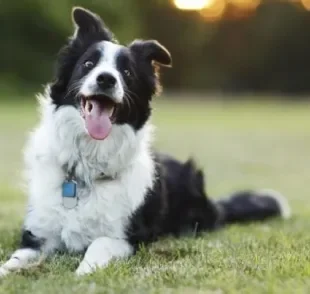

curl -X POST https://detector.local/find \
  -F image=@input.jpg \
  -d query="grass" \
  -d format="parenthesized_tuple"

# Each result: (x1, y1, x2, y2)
(0, 96, 310, 293)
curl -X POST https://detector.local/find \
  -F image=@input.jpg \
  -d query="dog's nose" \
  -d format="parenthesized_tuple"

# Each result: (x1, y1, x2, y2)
(96, 73, 116, 90)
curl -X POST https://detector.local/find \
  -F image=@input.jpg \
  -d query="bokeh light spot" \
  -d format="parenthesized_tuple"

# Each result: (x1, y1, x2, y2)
(174, 0, 211, 10)
(199, 0, 226, 21)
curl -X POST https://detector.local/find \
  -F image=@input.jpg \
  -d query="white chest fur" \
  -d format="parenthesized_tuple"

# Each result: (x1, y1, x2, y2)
(22, 96, 154, 254)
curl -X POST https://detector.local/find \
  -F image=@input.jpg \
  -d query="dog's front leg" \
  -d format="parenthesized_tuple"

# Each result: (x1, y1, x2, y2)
(75, 237, 133, 276)
(0, 230, 56, 278)
(0, 248, 42, 277)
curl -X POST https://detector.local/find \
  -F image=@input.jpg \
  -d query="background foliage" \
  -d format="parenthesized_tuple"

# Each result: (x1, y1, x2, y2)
(1, 0, 310, 96)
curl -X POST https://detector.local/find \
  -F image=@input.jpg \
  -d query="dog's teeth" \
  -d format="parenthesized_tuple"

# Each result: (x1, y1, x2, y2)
(109, 106, 115, 118)
(85, 100, 91, 114)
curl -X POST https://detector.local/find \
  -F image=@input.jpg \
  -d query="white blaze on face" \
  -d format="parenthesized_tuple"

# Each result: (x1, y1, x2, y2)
(79, 41, 126, 141)
(80, 41, 124, 103)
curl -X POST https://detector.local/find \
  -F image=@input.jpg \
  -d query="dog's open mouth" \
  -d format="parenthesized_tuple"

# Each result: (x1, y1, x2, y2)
(81, 95, 117, 140)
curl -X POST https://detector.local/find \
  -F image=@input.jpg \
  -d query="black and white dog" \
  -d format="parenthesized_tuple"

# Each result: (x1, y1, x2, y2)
(0, 7, 291, 277)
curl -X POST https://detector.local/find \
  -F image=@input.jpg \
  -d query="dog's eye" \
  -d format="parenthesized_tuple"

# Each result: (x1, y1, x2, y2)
(124, 69, 131, 77)
(84, 61, 94, 69)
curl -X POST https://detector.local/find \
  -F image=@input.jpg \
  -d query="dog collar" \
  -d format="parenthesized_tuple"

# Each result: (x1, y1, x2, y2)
(61, 164, 114, 209)
(62, 165, 78, 209)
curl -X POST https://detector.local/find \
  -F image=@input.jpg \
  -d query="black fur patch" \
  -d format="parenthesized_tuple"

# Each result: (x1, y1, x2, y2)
(20, 230, 44, 250)
(126, 153, 220, 250)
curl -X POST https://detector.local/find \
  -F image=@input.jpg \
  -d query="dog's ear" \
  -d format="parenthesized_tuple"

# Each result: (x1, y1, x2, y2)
(50, 7, 115, 104)
(71, 7, 113, 41)
(130, 40, 172, 67)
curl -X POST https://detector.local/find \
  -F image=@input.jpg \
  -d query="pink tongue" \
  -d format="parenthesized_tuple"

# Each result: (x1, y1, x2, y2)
(84, 100, 112, 140)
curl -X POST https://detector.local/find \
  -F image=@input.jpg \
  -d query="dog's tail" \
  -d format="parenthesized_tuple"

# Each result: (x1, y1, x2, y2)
(215, 189, 291, 226)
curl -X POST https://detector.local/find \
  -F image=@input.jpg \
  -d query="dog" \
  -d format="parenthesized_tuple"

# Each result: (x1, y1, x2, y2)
(0, 7, 291, 277)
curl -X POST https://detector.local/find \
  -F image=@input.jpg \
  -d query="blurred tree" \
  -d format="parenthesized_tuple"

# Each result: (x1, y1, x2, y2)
(0, 0, 140, 92)
(218, 2, 310, 94)
(134, 0, 310, 95)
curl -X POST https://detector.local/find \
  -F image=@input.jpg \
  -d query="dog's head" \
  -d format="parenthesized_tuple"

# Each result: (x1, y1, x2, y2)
(50, 7, 171, 140)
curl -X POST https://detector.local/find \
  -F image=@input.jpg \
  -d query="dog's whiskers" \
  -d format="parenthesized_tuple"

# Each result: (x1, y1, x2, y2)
(64, 81, 82, 100)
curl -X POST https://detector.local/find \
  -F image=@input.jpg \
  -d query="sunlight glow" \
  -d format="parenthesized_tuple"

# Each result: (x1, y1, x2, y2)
(199, 0, 226, 21)
(230, 0, 261, 11)
(174, 0, 211, 10)
(301, 0, 310, 10)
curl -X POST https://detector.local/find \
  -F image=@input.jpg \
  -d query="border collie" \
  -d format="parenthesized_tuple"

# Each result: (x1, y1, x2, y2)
(0, 7, 291, 277)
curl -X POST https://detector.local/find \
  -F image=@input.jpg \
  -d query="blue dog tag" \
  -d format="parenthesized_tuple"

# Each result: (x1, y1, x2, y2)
(62, 180, 77, 209)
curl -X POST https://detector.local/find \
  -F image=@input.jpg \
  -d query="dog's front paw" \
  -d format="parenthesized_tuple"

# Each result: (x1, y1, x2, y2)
(75, 260, 95, 276)
(0, 266, 10, 278)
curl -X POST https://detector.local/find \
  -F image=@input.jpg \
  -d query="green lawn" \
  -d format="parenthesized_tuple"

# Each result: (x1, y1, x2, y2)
(0, 96, 310, 293)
